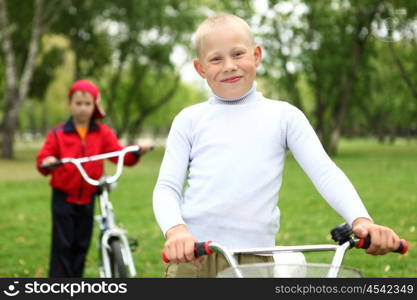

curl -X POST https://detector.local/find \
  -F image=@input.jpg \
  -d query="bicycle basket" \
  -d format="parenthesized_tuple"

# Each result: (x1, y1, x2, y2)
(217, 262, 362, 278)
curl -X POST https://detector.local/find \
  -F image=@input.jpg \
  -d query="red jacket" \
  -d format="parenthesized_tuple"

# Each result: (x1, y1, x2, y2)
(37, 118, 140, 204)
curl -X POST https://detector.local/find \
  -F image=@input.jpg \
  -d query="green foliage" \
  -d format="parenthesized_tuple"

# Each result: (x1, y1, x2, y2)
(30, 46, 66, 101)
(259, 0, 417, 154)
(49, 0, 113, 79)
(0, 61, 4, 117)
(141, 81, 208, 133)
(349, 40, 417, 139)
(2, 0, 417, 156)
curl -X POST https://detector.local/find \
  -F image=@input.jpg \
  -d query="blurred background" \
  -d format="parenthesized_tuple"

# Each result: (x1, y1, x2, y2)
(0, 0, 416, 278)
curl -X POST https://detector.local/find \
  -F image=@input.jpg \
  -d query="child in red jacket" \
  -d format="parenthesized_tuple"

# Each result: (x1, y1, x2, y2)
(37, 80, 152, 277)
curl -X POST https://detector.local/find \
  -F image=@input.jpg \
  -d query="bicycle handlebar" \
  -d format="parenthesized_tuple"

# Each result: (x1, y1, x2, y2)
(161, 236, 408, 263)
(40, 145, 140, 186)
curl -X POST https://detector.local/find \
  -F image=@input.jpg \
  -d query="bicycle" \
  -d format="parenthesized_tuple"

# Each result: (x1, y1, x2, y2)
(42, 145, 141, 278)
(162, 223, 408, 278)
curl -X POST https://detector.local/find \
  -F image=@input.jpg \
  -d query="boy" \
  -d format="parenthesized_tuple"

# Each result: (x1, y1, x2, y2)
(37, 80, 152, 277)
(153, 14, 400, 277)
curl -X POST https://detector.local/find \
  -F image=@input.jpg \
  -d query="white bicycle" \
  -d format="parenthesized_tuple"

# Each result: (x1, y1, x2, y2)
(43, 145, 141, 278)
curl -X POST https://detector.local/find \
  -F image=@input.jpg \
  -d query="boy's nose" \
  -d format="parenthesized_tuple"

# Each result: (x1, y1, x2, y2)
(223, 57, 237, 72)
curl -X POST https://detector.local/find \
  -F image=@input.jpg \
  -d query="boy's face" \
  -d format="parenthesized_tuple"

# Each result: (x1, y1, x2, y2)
(69, 91, 95, 124)
(193, 23, 262, 99)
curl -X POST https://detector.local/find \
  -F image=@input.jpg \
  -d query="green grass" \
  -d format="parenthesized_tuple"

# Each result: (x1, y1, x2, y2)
(0, 139, 416, 278)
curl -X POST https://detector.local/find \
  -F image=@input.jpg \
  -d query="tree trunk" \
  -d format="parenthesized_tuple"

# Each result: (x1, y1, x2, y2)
(1, 88, 19, 158)
(41, 100, 49, 135)
(388, 127, 397, 144)
(388, 43, 417, 101)
(312, 62, 326, 139)
(272, 19, 304, 111)
(325, 4, 381, 156)
(127, 119, 143, 144)
(0, 0, 44, 158)
(328, 126, 341, 157)
(127, 75, 181, 142)
(106, 49, 128, 131)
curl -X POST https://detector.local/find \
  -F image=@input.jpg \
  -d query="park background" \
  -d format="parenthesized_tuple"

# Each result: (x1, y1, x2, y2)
(0, 0, 416, 277)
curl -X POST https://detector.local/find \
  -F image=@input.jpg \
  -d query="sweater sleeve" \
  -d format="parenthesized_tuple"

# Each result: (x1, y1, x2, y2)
(284, 104, 372, 226)
(153, 111, 192, 235)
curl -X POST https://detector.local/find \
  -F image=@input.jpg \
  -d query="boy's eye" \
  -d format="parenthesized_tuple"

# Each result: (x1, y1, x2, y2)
(234, 51, 244, 57)
(75, 101, 92, 106)
(210, 57, 221, 62)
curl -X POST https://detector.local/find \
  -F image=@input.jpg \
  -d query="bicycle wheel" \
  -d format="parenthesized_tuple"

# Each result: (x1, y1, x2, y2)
(109, 238, 128, 278)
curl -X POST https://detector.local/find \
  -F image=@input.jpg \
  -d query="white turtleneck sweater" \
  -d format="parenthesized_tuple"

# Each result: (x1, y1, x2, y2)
(153, 85, 371, 249)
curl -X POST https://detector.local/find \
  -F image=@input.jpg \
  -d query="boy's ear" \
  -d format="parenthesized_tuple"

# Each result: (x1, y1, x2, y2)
(193, 59, 206, 78)
(254, 45, 262, 67)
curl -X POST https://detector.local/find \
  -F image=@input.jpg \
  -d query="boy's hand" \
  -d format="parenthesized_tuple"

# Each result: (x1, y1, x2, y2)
(352, 218, 400, 255)
(164, 224, 205, 266)
(41, 156, 58, 167)
(137, 140, 155, 155)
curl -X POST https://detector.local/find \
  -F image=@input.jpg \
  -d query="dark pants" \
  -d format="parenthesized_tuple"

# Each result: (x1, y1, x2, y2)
(49, 189, 95, 278)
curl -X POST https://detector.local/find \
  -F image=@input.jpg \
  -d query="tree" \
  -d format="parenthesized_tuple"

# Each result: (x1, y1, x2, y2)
(48, 0, 112, 80)
(259, 0, 416, 155)
(0, 0, 63, 158)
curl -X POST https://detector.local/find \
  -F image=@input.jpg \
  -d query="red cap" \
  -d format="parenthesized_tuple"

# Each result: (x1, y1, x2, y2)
(68, 80, 105, 119)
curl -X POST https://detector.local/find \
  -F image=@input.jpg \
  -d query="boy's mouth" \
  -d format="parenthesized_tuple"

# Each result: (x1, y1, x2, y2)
(221, 76, 242, 83)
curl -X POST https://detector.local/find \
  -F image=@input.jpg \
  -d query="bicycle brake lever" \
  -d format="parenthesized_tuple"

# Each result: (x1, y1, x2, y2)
(330, 223, 353, 245)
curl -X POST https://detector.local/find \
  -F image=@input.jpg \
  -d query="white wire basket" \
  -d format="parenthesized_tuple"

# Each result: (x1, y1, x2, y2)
(217, 262, 362, 278)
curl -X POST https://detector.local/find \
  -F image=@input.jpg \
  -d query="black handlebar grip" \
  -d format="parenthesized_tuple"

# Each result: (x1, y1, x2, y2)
(162, 241, 213, 263)
(356, 237, 408, 254)
(40, 160, 63, 170)
(194, 241, 213, 258)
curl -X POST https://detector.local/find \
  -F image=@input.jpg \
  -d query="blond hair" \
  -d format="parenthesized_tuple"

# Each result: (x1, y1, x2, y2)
(193, 14, 254, 58)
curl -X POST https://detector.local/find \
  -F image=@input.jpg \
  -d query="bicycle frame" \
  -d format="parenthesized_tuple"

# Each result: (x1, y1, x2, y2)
(58, 145, 140, 278)
(98, 185, 136, 278)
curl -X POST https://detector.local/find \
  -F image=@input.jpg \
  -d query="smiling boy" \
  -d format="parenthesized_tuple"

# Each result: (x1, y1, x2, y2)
(153, 14, 401, 278)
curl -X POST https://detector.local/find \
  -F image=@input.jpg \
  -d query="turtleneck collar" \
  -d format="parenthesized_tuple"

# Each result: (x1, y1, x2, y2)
(209, 83, 258, 105)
